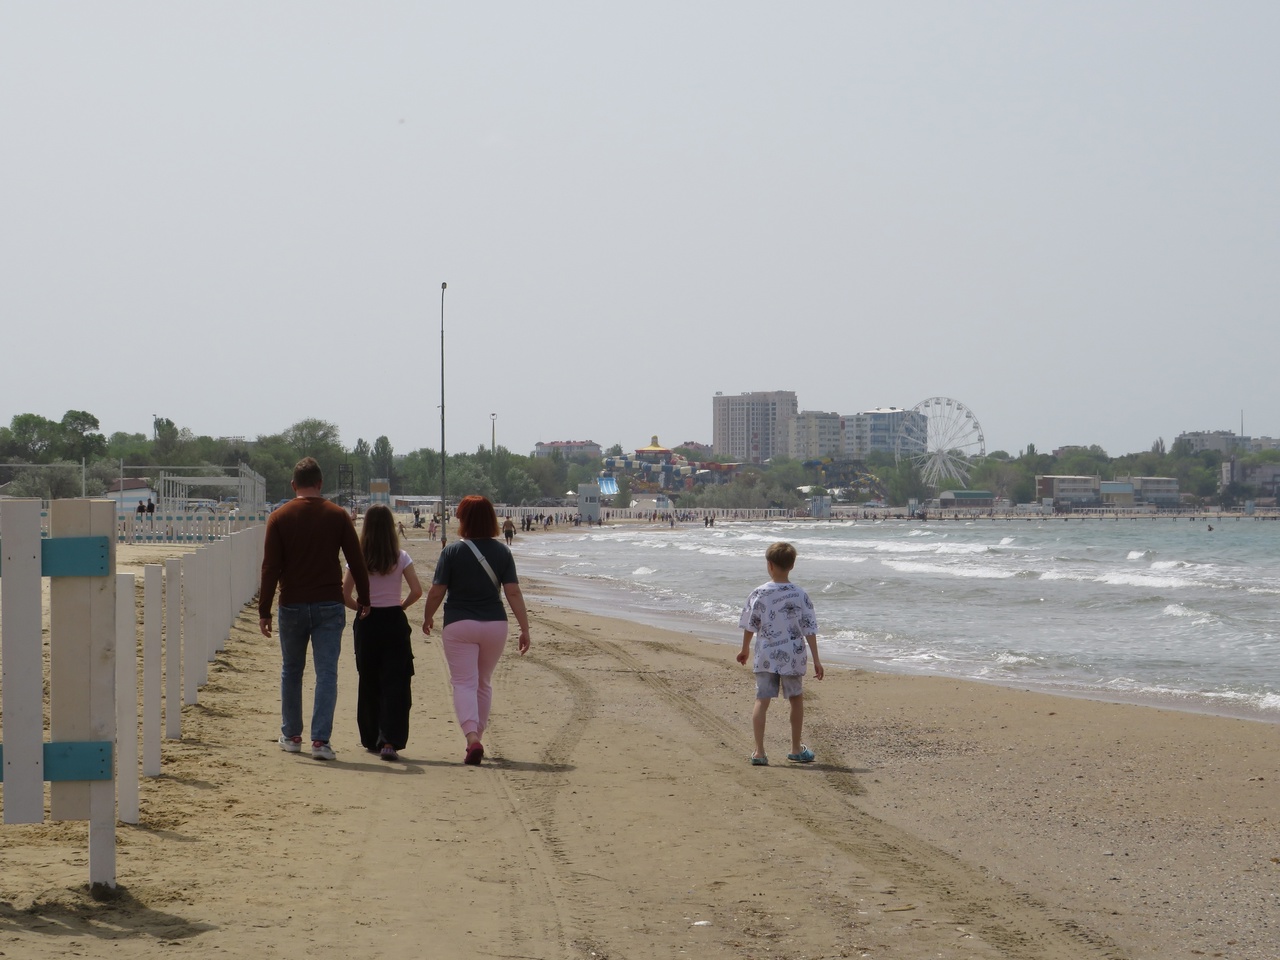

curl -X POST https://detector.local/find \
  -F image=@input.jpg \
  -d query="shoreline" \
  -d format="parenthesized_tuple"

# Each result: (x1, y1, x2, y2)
(513, 541, 1280, 727)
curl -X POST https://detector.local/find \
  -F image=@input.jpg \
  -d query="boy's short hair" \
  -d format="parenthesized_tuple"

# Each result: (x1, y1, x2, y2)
(765, 541, 797, 571)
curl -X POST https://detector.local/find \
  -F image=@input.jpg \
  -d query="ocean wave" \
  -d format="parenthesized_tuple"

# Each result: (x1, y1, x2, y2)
(880, 559, 1016, 579)
(1099, 571, 1196, 589)
(994, 650, 1037, 666)
(1127, 549, 1155, 560)
(1162, 603, 1209, 619)
(934, 542, 995, 555)
(632, 567, 656, 576)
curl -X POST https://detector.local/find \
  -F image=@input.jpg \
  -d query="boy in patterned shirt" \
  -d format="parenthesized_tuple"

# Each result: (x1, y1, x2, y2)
(736, 541, 822, 765)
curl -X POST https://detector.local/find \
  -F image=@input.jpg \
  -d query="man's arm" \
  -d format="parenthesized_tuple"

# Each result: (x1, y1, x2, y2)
(258, 520, 281, 636)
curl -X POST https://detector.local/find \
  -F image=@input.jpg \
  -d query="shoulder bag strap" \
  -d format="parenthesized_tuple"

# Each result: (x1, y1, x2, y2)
(462, 538, 501, 592)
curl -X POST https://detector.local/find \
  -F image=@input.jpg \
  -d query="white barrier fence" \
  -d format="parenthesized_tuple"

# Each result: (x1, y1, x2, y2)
(119, 509, 267, 543)
(0, 498, 264, 889)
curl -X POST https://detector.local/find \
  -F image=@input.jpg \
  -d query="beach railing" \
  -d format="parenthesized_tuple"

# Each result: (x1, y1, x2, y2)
(117, 509, 267, 543)
(1, 499, 265, 890)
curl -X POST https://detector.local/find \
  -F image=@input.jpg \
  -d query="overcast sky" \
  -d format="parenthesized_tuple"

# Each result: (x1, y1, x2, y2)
(3, 2, 1276, 461)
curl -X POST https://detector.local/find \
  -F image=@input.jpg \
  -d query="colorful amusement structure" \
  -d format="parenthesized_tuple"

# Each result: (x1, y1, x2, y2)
(599, 437, 740, 494)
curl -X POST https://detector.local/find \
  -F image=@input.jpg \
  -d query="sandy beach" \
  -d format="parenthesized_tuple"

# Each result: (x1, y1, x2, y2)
(1, 530, 1276, 959)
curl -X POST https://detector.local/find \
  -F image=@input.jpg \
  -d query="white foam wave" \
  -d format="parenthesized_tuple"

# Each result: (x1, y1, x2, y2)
(1127, 549, 1154, 560)
(632, 567, 656, 576)
(1162, 603, 1210, 619)
(935, 542, 991, 555)
(994, 651, 1036, 665)
(1100, 571, 1195, 589)
(880, 559, 1015, 579)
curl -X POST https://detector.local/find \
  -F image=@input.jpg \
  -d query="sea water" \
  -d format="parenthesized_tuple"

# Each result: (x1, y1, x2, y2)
(515, 517, 1280, 721)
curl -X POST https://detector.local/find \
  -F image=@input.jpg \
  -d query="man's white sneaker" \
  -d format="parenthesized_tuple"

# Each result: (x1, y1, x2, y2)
(279, 735, 303, 753)
(311, 741, 336, 761)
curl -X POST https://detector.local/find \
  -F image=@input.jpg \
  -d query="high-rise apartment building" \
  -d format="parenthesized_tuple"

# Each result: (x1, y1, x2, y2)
(851, 407, 927, 458)
(785, 410, 844, 460)
(712, 391, 798, 463)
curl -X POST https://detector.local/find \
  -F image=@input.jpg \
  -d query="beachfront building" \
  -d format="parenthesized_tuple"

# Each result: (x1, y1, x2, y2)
(1100, 480, 1136, 508)
(1220, 460, 1280, 501)
(784, 410, 843, 460)
(938, 489, 994, 510)
(1116, 476, 1180, 508)
(712, 390, 798, 463)
(1175, 430, 1248, 455)
(532, 440, 603, 460)
(1035, 475, 1101, 507)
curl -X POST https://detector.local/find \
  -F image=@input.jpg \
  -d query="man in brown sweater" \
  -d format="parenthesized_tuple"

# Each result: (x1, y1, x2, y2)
(259, 457, 370, 761)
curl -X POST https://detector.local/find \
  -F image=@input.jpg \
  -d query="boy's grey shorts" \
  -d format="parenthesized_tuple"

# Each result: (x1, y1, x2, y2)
(755, 671, 804, 700)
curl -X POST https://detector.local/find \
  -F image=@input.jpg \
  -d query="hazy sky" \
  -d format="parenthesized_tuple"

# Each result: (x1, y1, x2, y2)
(3, 3, 1276, 461)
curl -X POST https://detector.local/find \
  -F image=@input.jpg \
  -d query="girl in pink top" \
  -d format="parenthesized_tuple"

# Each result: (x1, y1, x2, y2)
(343, 505, 423, 761)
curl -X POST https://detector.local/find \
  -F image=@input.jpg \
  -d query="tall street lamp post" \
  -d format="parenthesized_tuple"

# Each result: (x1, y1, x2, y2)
(490, 412, 496, 458)
(439, 281, 448, 547)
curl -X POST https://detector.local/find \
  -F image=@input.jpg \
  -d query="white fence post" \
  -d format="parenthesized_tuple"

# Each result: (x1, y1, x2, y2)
(115, 573, 139, 824)
(48, 498, 117, 888)
(165, 557, 183, 737)
(143, 564, 163, 775)
(1, 500, 46, 824)
(182, 551, 201, 704)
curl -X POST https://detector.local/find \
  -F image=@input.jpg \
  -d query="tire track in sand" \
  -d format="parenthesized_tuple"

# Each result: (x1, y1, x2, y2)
(552, 621, 1130, 960)
(459, 613, 601, 957)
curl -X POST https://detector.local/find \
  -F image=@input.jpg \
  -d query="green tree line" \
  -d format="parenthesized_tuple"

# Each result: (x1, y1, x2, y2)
(0, 411, 610, 504)
(3, 413, 1276, 507)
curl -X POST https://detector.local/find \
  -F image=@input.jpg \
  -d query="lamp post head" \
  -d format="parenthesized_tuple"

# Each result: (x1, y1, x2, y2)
(441, 282, 447, 290)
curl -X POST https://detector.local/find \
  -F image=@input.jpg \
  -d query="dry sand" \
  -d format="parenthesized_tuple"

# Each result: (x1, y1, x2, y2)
(1, 531, 1276, 959)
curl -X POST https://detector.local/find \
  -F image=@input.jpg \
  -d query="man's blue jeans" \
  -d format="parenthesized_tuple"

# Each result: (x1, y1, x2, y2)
(278, 602, 346, 744)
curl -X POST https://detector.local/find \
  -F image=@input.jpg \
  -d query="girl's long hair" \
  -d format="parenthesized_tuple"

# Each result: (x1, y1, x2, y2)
(360, 504, 400, 575)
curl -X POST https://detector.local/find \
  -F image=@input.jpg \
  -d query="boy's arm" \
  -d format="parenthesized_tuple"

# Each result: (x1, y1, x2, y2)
(806, 633, 823, 679)
(736, 630, 753, 665)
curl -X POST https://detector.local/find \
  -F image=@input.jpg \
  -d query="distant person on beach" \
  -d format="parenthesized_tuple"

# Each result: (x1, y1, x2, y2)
(736, 541, 822, 766)
(259, 456, 370, 762)
(343, 504, 422, 762)
(502, 516, 516, 545)
(422, 495, 531, 765)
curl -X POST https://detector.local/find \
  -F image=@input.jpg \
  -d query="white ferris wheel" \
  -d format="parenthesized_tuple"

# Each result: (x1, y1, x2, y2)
(893, 396, 986, 490)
